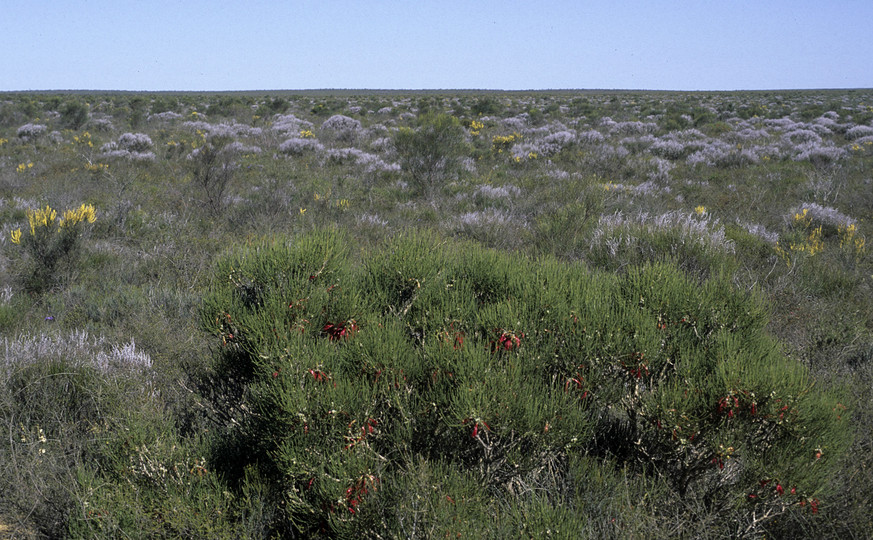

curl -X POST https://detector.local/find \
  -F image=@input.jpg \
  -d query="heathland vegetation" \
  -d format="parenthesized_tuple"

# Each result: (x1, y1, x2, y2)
(1, 89, 872, 538)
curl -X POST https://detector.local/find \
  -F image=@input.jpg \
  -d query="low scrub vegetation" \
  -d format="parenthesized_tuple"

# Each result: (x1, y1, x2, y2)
(1, 89, 872, 538)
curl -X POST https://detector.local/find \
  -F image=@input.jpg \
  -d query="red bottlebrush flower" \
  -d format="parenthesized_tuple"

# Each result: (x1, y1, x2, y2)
(748, 494, 757, 499)
(790, 486, 796, 495)
(751, 402, 757, 416)
(776, 484, 784, 496)
(272, 371, 279, 378)
(471, 423, 479, 438)
(727, 409, 734, 418)
(811, 499, 819, 514)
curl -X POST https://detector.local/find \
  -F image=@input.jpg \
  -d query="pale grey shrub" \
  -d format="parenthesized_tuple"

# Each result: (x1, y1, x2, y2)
(222, 141, 262, 154)
(727, 128, 770, 143)
(647, 158, 674, 183)
(279, 137, 324, 155)
(782, 129, 822, 145)
(321, 114, 361, 142)
(357, 213, 388, 227)
(650, 139, 687, 160)
(791, 142, 846, 164)
(473, 184, 522, 199)
(577, 130, 606, 145)
(846, 125, 873, 140)
(611, 121, 658, 135)
(620, 135, 656, 153)
(687, 141, 760, 168)
(791, 202, 856, 229)
(271, 114, 314, 135)
(90, 117, 114, 132)
(117, 132, 153, 152)
(324, 147, 399, 172)
(148, 111, 182, 122)
(16, 123, 47, 141)
(740, 221, 779, 244)
(2, 330, 152, 376)
(592, 210, 734, 253)
(502, 115, 528, 132)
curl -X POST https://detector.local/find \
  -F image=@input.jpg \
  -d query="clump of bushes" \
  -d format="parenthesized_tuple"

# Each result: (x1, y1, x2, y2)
(200, 230, 851, 537)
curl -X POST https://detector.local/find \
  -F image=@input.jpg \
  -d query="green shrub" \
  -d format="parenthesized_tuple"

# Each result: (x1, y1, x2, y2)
(200, 230, 851, 536)
(9, 203, 97, 294)
(393, 113, 468, 200)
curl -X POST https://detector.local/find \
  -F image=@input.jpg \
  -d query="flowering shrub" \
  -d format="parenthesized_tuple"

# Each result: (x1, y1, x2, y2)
(9, 204, 97, 293)
(201, 230, 850, 536)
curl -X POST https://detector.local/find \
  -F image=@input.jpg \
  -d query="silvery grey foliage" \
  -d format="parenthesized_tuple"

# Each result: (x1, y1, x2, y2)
(647, 158, 674, 183)
(279, 137, 324, 155)
(846, 125, 873, 140)
(791, 202, 856, 229)
(0, 286, 12, 305)
(501, 115, 528, 132)
(460, 157, 477, 173)
(16, 123, 47, 140)
(457, 208, 516, 228)
(321, 114, 362, 133)
(782, 129, 822, 145)
(117, 132, 154, 152)
(90, 117, 114, 131)
(357, 213, 388, 227)
(687, 140, 761, 168)
(577, 129, 605, 145)
(726, 128, 770, 142)
(148, 111, 182, 122)
(222, 141, 262, 154)
(473, 184, 522, 199)
(49, 131, 64, 144)
(593, 210, 734, 254)
(610, 121, 658, 135)
(2, 330, 152, 375)
(324, 147, 399, 172)
(377, 107, 393, 115)
(791, 142, 846, 164)
(650, 139, 687, 160)
(620, 135, 657, 154)
(271, 114, 314, 135)
(740, 221, 780, 244)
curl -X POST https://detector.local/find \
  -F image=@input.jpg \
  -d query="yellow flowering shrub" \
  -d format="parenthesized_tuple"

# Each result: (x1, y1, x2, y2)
(9, 203, 98, 293)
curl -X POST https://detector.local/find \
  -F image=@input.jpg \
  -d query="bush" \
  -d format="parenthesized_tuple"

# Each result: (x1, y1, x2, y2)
(9, 204, 97, 294)
(392, 113, 467, 200)
(200, 230, 851, 537)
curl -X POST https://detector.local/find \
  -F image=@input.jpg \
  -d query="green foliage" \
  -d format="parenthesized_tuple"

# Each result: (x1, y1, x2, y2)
(393, 113, 468, 200)
(201, 230, 851, 536)
(61, 100, 90, 130)
(186, 140, 236, 216)
(9, 204, 97, 294)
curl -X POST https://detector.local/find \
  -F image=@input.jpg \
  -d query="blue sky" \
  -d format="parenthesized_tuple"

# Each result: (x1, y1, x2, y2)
(4, 1, 872, 91)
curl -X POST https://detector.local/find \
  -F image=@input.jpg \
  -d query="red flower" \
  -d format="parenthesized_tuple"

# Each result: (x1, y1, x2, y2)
(776, 484, 784, 496)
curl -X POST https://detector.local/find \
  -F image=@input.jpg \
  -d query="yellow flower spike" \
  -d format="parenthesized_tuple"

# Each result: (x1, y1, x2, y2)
(694, 205, 706, 216)
(10, 228, 21, 244)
